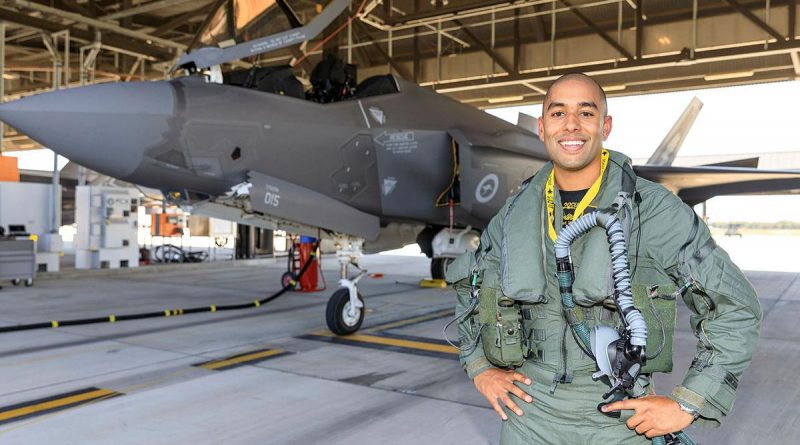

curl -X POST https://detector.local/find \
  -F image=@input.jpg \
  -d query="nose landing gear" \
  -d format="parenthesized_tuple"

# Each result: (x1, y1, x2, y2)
(325, 241, 367, 335)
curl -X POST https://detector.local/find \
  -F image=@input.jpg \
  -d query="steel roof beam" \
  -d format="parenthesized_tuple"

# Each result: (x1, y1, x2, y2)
(560, 0, 633, 60)
(56, 0, 95, 18)
(353, 19, 411, 79)
(152, 3, 215, 36)
(0, 7, 173, 60)
(101, 0, 198, 21)
(186, 0, 227, 51)
(10, 0, 186, 50)
(722, 0, 786, 41)
(635, 0, 643, 59)
(434, 39, 800, 94)
(452, 18, 515, 74)
(385, 0, 514, 26)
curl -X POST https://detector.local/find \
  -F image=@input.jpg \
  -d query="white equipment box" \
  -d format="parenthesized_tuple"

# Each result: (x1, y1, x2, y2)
(75, 186, 139, 269)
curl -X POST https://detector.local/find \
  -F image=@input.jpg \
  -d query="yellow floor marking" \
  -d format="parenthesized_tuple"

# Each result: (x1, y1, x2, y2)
(0, 388, 116, 422)
(363, 309, 453, 333)
(338, 333, 458, 355)
(200, 349, 285, 370)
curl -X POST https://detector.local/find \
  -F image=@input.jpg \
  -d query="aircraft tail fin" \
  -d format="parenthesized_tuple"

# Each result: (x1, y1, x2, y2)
(517, 112, 537, 134)
(646, 97, 703, 166)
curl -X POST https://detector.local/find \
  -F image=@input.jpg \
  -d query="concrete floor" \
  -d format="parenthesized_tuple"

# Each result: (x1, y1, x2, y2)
(0, 254, 795, 444)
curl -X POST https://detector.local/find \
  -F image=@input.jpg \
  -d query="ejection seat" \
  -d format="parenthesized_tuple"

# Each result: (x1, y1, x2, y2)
(223, 65, 305, 99)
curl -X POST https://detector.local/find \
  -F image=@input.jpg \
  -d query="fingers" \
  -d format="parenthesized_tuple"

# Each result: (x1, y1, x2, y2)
(508, 384, 534, 403)
(626, 413, 645, 430)
(603, 399, 636, 412)
(500, 394, 524, 417)
(626, 414, 655, 438)
(474, 369, 533, 420)
(634, 421, 653, 435)
(644, 429, 662, 439)
(509, 372, 533, 386)
(488, 397, 508, 421)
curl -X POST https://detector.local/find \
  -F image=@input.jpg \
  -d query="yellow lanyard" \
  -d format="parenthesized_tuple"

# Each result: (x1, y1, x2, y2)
(545, 149, 609, 242)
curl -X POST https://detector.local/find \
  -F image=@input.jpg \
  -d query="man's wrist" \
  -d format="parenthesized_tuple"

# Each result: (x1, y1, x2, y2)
(675, 400, 700, 421)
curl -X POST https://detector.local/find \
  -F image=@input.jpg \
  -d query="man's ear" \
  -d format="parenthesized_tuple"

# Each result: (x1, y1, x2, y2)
(537, 117, 545, 141)
(603, 115, 613, 140)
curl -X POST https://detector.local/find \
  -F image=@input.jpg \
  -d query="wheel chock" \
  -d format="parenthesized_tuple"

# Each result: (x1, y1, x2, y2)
(419, 278, 448, 288)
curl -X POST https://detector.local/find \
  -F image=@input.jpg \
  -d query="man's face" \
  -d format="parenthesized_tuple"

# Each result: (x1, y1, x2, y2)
(537, 78, 612, 173)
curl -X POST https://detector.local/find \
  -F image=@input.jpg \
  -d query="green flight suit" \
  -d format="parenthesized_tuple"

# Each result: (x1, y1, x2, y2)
(448, 150, 762, 445)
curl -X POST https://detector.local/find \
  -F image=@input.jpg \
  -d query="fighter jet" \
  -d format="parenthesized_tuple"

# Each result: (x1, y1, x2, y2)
(1, 0, 799, 335)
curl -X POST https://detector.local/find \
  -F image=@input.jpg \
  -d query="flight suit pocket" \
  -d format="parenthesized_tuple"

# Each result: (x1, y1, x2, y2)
(521, 306, 555, 367)
(631, 258, 678, 374)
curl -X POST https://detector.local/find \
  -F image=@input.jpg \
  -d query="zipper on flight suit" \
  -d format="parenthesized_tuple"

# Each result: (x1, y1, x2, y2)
(551, 322, 573, 394)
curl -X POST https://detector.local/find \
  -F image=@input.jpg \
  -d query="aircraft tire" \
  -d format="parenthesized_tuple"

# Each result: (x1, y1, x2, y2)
(326, 288, 364, 335)
(430, 257, 455, 280)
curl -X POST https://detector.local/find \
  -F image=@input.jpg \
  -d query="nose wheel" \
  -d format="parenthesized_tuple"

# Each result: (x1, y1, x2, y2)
(325, 288, 364, 335)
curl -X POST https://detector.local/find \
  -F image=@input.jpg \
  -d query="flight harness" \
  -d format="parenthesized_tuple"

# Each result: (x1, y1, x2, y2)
(447, 161, 700, 445)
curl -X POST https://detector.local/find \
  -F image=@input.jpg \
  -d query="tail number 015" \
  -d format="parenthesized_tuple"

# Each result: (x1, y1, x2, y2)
(264, 185, 281, 207)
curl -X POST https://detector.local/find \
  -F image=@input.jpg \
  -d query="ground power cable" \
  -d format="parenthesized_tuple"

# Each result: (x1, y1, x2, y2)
(0, 243, 321, 334)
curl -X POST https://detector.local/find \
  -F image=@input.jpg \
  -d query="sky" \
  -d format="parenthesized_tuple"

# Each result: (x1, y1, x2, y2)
(486, 80, 800, 223)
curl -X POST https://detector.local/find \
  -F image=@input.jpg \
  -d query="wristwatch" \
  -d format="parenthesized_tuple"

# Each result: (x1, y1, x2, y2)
(676, 402, 700, 421)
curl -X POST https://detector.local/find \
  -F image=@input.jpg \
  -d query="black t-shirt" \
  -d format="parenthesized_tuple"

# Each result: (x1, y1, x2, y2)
(559, 188, 589, 227)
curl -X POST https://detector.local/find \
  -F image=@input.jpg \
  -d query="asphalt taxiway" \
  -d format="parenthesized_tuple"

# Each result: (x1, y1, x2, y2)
(0, 254, 795, 444)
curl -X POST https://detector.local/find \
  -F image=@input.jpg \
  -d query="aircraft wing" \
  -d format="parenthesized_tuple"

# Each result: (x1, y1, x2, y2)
(634, 165, 800, 205)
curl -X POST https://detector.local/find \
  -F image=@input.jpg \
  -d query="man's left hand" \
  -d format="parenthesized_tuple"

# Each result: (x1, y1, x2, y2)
(602, 395, 695, 438)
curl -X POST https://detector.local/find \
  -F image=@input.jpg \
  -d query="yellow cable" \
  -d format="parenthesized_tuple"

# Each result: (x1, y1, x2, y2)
(435, 138, 460, 208)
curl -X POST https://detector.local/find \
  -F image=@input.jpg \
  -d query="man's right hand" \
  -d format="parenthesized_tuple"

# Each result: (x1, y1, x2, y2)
(473, 368, 534, 420)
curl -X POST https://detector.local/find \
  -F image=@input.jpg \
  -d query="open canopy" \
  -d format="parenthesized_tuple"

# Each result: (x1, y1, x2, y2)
(192, 0, 335, 50)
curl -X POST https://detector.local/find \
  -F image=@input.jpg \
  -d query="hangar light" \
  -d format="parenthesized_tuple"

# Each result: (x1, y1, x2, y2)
(487, 96, 524, 104)
(704, 71, 754, 81)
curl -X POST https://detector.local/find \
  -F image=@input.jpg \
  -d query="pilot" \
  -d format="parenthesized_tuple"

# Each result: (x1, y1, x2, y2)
(447, 73, 761, 444)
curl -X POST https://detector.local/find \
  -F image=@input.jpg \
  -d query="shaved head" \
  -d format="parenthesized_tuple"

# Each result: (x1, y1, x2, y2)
(544, 73, 608, 116)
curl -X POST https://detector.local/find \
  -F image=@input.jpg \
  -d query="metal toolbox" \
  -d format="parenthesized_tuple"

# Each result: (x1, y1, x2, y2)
(0, 239, 36, 286)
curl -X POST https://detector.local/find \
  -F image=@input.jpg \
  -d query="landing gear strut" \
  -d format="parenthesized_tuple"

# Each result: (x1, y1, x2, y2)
(325, 240, 366, 335)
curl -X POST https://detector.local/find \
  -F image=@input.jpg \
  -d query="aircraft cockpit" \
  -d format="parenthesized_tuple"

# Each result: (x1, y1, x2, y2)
(221, 56, 399, 104)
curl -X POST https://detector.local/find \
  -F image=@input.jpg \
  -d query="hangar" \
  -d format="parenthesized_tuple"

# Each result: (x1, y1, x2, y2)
(0, 1, 796, 444)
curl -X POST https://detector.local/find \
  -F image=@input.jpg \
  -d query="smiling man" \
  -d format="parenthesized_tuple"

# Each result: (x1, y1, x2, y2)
(448, 73, 762, 444)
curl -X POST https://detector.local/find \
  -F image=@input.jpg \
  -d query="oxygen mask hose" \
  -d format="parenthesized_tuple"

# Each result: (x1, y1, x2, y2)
(554, 210, 648, 354)
(555, 208, 648, 399)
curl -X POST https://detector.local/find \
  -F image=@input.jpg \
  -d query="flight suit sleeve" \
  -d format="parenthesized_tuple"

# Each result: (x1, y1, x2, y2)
(643, 189, 762, 427)
(446, 211, 504, 380)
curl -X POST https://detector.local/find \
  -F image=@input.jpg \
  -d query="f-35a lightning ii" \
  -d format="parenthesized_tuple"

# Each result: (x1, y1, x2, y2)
(1, 0, 799, 335)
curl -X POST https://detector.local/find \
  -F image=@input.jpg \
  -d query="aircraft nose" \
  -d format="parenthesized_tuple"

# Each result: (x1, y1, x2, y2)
(0, 81, 175, 179)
